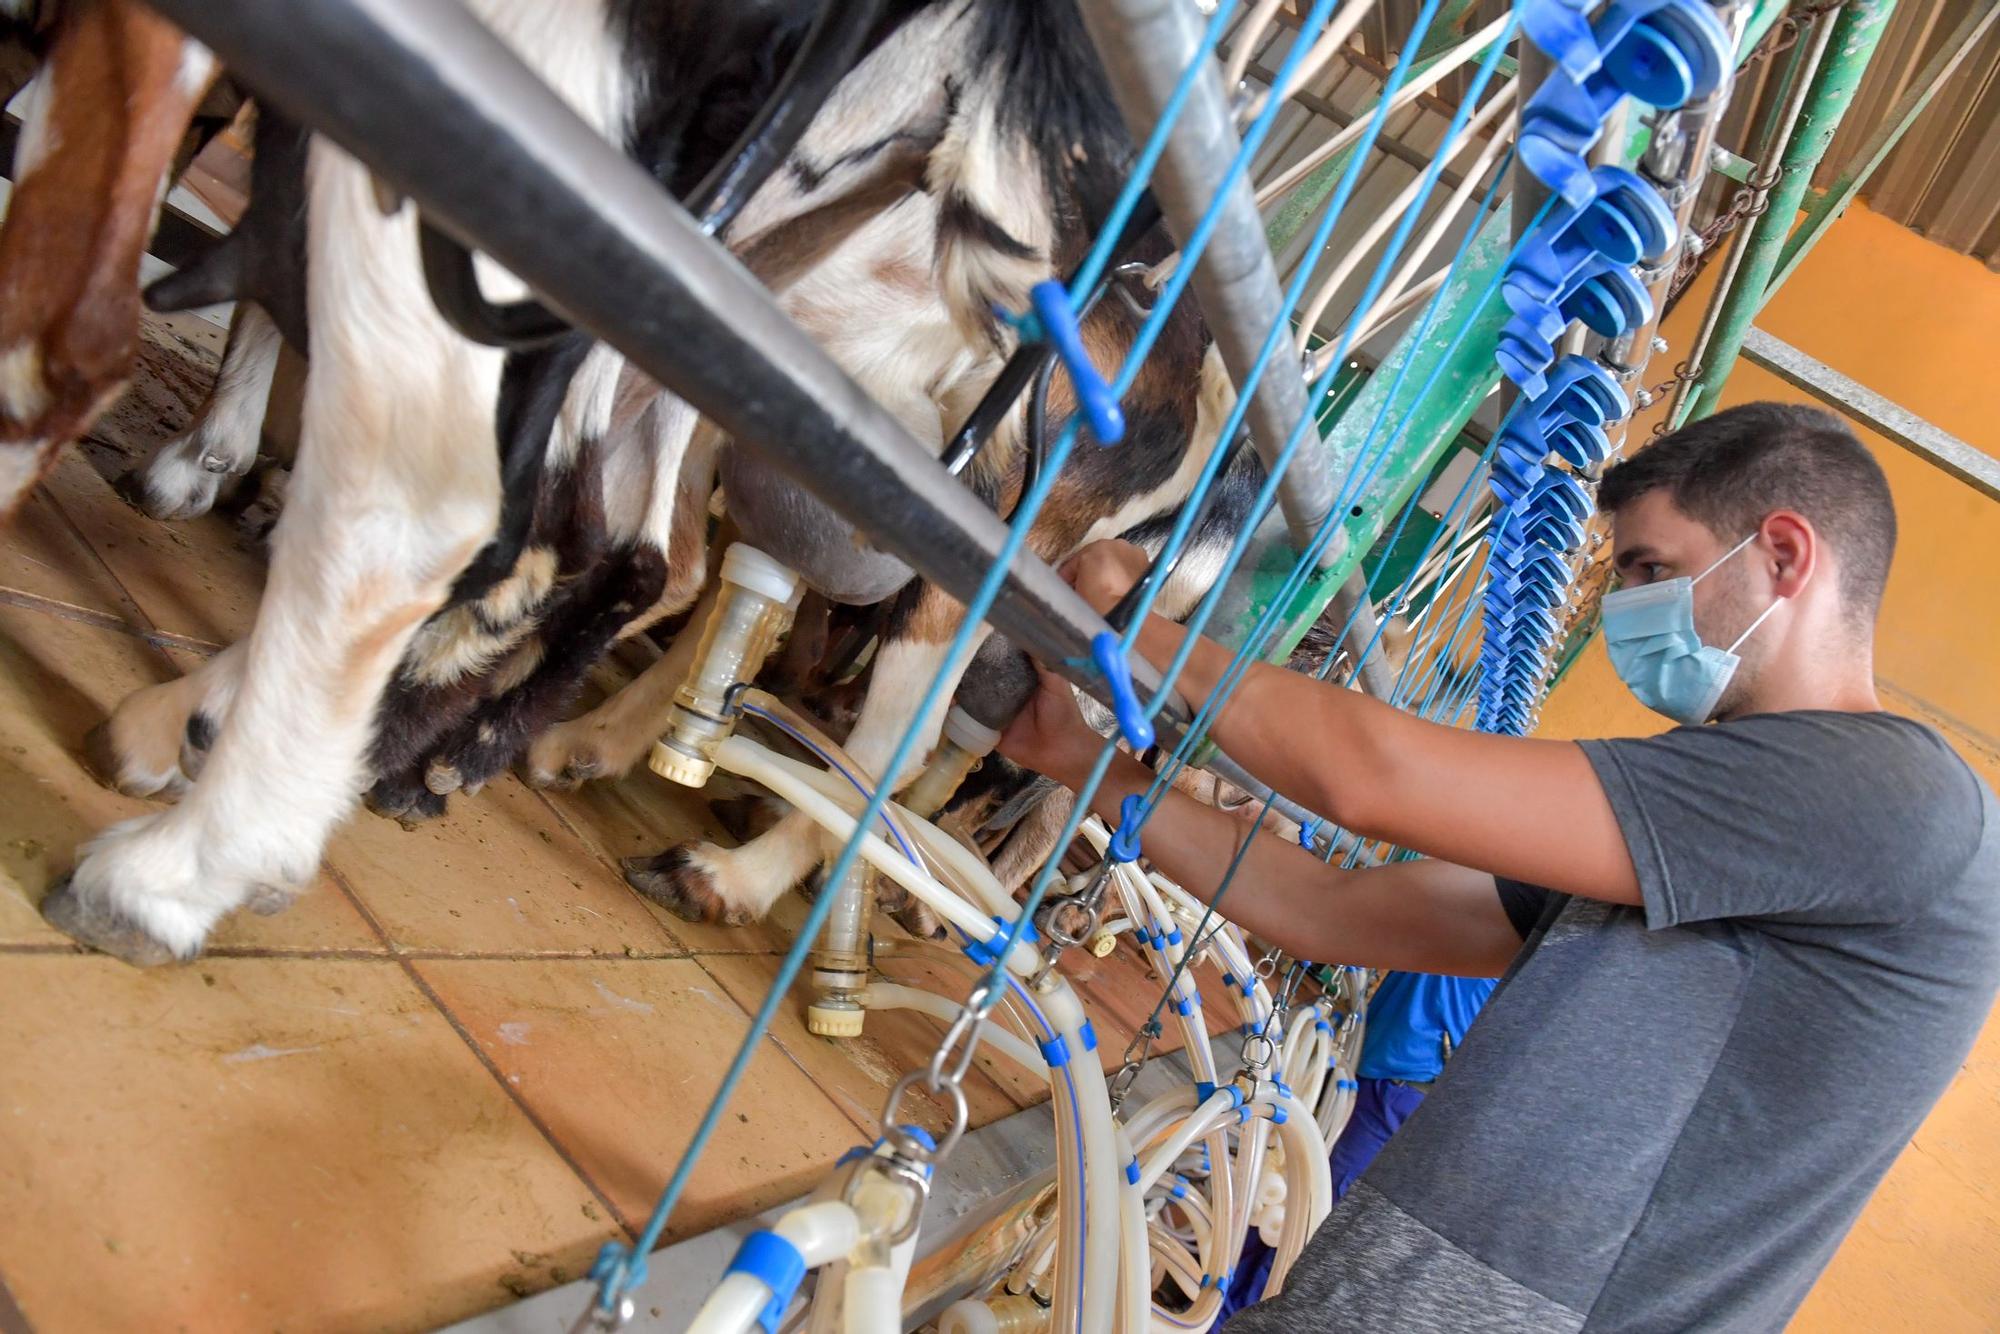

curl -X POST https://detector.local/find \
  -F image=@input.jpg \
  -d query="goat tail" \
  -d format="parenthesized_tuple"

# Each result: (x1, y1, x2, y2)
(926, 71, 1053, 349)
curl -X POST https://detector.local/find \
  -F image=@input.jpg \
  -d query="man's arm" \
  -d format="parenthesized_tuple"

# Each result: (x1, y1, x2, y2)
(1059, 542, 1640, 905)
(1001, 669, 1530, 977)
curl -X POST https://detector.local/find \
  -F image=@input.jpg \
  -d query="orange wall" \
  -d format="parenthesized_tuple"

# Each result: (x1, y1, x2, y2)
(1534, 202, 2000, 1330)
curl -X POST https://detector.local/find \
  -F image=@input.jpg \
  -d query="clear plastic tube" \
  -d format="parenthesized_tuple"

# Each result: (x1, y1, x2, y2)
(713, 736, 1028, 962)
(860, 983, 1045, 1074)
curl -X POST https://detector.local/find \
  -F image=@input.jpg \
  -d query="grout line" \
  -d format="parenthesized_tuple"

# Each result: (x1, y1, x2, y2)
(0, 587, 223, 657)
(526, 786, 733, 957)
(685, 955, 877, 1141)
(318, 861, 640, 1240)
(398, 954, 642, 1241)
(39, 491, 190, 679)
(0, 1266, 31, 1334)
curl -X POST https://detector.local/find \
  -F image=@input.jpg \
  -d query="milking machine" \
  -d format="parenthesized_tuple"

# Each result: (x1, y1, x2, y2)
(639, 541, 1364, 1329)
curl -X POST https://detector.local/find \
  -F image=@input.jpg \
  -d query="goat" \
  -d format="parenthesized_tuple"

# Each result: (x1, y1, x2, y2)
(0, 0, 220, 517)
(614, 3, 1247, 927)
(42, 0, 944, 963)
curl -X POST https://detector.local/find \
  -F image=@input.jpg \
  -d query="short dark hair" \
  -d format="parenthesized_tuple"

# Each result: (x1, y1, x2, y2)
(1597, 402, 1896, 617)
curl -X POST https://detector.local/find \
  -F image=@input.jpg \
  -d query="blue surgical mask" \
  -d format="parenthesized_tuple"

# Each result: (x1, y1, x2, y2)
(1600, 532, 1782, 725)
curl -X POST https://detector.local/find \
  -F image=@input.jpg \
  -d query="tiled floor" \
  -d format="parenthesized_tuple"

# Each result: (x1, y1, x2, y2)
(0, 322, 1226, 1332)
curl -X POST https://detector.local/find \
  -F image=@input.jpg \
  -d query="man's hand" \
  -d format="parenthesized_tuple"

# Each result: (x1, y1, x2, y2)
(1062, 539, 1152, 617)
(997, 667, 1105, 789)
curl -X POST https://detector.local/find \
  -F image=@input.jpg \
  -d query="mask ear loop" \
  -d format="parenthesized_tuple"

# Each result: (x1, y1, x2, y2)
(1693, 531, 1761, 585)
(1727, 592, 1785, 654)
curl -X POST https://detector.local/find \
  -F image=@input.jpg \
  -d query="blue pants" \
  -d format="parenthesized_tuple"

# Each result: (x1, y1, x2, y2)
(1216, 1077, 1428, 1321)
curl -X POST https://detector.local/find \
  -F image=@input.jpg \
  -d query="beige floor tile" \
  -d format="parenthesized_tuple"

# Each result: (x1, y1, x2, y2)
(694, 951, 1022, 1140)
(414, 957, 861, 1240)
(0, 484, 147, 625)
(326, 777, 688, 958)
(537, 777, 815, 954)
(0, 956, 614, 1333)
(0, 607, 378, 954)
(50, 439, 266, 650)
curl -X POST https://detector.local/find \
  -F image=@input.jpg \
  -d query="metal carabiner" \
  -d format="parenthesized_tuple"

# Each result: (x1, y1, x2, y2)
(567, 1295, 634, 1334)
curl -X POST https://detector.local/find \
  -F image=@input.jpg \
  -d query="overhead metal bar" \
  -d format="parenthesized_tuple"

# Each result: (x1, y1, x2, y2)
(1080, 0, 1340, 561)
(137, 0, 1220, 737)
(1740, 328, 2000, 502)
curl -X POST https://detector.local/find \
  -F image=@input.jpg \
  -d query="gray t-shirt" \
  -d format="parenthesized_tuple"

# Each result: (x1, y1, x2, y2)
(1226, 710, 2000, 1332)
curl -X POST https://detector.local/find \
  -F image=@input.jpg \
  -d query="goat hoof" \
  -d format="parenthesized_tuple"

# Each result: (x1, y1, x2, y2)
(396, 789, 450, 828)
(363, 780, 415, 821)
(364, 779, 449, 825)
(245, 884, 296, 917)
(876, 883, 945, 941)
(40, 875, 183, 967)
(623, 848, 754, 926)
(523, 740, 603, 790)
(424, 759, 463, 796)
(80, 721, 125, 791)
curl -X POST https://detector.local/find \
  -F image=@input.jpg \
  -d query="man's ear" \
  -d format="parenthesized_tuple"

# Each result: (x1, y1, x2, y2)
(1759, 510, 1816, 598)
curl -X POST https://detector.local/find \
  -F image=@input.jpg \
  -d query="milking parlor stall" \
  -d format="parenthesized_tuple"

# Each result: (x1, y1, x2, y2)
(1, 0, 1997, 1330)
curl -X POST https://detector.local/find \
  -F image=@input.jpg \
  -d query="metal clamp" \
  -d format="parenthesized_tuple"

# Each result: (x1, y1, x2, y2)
(1111, 260, 1158, 319)
(841, 1143, 934, 1247)
(567, 1296, 635, 1334)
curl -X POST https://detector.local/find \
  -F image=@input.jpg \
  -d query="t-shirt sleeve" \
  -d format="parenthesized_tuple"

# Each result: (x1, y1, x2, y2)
(1578, 713, 1987, 930)
(1495, 877, 1554, 940)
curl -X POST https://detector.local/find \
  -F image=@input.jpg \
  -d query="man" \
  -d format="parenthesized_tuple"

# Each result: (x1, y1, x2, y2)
(1000, 403, 2000, 1331)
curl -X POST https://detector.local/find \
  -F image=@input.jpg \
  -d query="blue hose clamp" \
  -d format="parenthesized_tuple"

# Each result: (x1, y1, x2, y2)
(725, 1231, 807, 1334)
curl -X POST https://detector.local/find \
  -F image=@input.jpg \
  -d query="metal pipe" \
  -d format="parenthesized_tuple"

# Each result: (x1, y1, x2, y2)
(1765, 0, 2000, 297)
(1597, 0, 1752, 455)
(1672, 0, 1899, 425)
(1079, 0, 1339, 563)
(1665, 6, 1837, 427)
(1327, 582, 1396, 698)
(1741, 328, 2000, 502)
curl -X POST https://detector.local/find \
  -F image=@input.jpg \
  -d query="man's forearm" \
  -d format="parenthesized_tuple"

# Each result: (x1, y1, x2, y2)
(1129, 611, 1398, 827)
(1053, 745, 1523, 975)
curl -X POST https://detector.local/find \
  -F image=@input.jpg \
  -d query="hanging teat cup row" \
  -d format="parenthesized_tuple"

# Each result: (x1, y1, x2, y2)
(1477, 0, 1729, 735)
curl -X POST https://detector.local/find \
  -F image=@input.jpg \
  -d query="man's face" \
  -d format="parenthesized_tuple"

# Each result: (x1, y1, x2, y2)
(1608, 490, 1772, 719)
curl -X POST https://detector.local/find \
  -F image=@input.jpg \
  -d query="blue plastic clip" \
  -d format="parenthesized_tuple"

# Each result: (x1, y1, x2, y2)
(1195, 1080, 1217, 1105)
(1092, 631, 1156, 754)
(964, 915, 1038, 967)
(1125, 1156, 1142, 1186)
(726, 1232, 807, 1334)
(1108, 791, 1148, 864)
(1270, 1106, 1289, 1125)
(1079, 1021, 1098, 1052)
(1023, 280, 1124, 445)
(1298, 816, 1322, 850)
(1040, 1034, 1071, 1069)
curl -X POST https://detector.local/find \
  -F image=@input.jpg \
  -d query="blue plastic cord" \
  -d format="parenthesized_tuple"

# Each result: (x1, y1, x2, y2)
(1013, 0, 1474, 1030)
(1124, 12, 1523, 824)
(1141, 182, 1550, 831)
